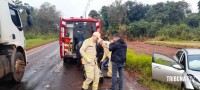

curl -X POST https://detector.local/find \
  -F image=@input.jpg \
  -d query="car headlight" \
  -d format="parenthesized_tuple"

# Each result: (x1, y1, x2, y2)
(191, 76, 200, 89)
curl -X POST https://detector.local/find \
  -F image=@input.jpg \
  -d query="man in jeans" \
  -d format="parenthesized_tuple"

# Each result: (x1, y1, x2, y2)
(109, 33, 127, 90)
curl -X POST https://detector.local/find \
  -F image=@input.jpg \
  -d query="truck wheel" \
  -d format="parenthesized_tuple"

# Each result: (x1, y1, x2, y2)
(12, 52, 25, 82)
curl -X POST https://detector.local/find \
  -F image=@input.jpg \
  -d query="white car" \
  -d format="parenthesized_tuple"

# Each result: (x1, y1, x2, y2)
(152, 49, 200, 90)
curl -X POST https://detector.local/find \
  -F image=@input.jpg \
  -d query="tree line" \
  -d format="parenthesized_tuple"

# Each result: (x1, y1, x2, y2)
(14, 0, 61, 39)
(89, 0, 200, 41)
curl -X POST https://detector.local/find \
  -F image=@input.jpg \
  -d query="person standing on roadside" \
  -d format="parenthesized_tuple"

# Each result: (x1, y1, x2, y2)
(80, 32, 101, 90)
(99, 39, 112, 78)
(109, 33, 127, 90)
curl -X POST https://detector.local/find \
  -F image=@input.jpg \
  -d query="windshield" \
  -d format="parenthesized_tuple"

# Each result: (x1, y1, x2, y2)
(188, 55, 200, 71)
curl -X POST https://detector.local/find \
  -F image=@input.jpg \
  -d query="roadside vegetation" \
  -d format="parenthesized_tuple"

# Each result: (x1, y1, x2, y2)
(125, 49, 178, 90)
(146, 41, 200, 49)
(89, 0, 200, 42)
(25, 33, 58, 50)
(14, 0, 60, 49)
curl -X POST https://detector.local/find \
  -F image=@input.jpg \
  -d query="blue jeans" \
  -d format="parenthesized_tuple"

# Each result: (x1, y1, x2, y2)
(112, 62, 124, 90)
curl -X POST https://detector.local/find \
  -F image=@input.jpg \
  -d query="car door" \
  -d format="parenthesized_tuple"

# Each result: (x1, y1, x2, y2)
(174, 50, 183, 62)
(179, 53, 186, 70)
(152, 53, 184, 87)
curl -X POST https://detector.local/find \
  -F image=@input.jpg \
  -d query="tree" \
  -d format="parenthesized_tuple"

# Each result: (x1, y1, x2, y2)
(186, 14, 199, 28)
(14, 0, 23, 10)
(147, 20, 163, 37)
(128, 19, 149, 38)
(100, 6, 109, 30)
(88, 10, 100, 19)
(187, 18, 199, 27)
(145, 1, 191, 24)
(33, 2, 61, 34)
(14, 0, 34, 12)
(125, 1, 150, 22)
(107, 0, 128, 28)
(198, 1, 200, 11)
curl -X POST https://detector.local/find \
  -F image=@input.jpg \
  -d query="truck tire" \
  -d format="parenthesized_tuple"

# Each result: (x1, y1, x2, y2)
(0, 55, 10, 80)
(12, 52, 25, 82)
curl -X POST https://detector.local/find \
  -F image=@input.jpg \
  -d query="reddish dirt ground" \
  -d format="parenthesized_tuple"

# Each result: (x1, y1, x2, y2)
(126, 41, 178, 57)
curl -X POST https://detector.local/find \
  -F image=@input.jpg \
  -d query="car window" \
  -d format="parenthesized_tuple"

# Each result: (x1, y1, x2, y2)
(153, 53, 177, 67)
(175, 51, 183, 60)
(188, 55, 200, 71)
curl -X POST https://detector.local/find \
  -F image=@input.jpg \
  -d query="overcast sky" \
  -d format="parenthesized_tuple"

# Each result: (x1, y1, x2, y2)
(20, 0, 199, 18)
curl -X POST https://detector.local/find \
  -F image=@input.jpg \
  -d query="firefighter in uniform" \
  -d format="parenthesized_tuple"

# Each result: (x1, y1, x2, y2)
(99, 40, 112, 77)
(80, 32, 101, 90)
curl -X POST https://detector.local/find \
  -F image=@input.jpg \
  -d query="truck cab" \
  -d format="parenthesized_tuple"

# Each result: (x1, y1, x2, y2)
(0, 0, 27, 82)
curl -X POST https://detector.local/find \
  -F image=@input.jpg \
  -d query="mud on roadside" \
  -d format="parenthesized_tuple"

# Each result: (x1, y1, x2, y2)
(126, 41, 178, 57)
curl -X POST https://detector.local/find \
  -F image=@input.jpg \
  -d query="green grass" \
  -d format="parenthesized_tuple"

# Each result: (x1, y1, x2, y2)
(26, 38, 58, 50)
(24, 32, 58, 50)
(125, 49, 179, 90)
(146, 41, 200, 49)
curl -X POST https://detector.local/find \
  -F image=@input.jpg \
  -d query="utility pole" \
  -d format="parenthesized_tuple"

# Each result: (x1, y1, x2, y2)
(84, 0, 93, 18)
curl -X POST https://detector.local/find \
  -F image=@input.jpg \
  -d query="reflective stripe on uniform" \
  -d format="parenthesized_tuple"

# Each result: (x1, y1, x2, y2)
(86, 70, 90, 74)
(92, 84, 98, 90)
(100, 74, 103, 77)
(83, 84, 89, 89)
(86, 39, 93, 43)
(109, 52, 112, 56)
(84, 55, 96, 59)
(92, 84, 98, 88)
(80, 38, 96, 61)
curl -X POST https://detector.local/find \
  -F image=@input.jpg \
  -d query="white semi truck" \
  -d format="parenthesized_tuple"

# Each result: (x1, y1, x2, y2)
(0, 0, 30, 82)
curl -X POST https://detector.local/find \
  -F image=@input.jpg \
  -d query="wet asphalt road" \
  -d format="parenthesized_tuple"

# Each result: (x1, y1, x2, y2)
(0, 41, 137, 90)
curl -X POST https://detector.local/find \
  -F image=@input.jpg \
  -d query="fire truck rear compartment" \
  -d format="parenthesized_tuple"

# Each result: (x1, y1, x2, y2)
(66, 22, 96, 54)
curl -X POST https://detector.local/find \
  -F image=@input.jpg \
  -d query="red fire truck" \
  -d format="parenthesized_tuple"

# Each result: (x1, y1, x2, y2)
(59, 17, 102, 62)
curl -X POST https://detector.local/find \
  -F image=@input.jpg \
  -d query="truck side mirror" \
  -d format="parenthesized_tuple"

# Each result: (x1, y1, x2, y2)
(26, 8, 31, 15)
(26, 8, 33, 27)
(27, 15, 32, 27)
